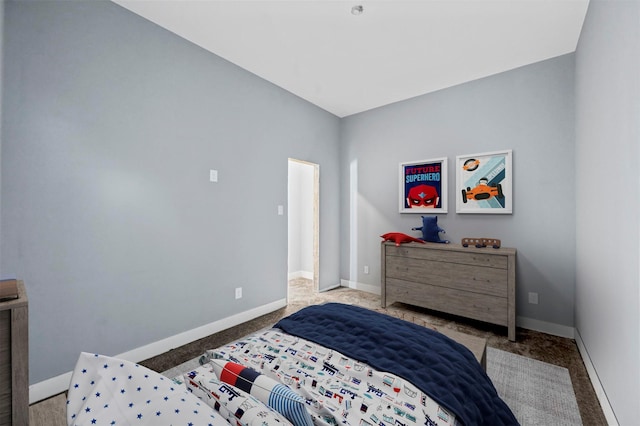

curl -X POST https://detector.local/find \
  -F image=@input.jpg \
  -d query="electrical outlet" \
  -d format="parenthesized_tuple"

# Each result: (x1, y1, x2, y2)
(528, 292, 539, 304)
(364, 265, 369, 274)
(210, 169, 218, 182)
(235, 287, 242, 299)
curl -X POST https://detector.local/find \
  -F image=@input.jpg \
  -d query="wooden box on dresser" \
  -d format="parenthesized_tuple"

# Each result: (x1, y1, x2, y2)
(381, 242, 517, 341)
(0, 280, 28, 426)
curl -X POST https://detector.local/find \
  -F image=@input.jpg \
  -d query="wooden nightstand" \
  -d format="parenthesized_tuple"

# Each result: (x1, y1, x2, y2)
(0, 280, 28, 425)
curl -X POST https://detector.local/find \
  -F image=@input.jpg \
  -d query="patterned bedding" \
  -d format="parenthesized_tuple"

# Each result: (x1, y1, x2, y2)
(67, 303, 518, 426)
(274, 303, 519, 425)
(192, 327, 460, 426)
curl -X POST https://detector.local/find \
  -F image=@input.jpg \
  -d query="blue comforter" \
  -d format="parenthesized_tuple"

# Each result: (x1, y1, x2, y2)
(275, 303, 519, 426)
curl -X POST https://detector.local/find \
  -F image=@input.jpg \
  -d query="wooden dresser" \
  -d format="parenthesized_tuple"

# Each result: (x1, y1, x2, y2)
(0, 280, 28, 425)
(381, 242, 517, 341)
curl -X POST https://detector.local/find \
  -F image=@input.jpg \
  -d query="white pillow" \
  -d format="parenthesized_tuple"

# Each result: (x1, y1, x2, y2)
(67, 352, 227, 426)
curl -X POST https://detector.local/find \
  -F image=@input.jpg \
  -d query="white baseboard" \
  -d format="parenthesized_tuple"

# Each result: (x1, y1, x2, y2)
(574, 329, 619, 426)
(340, 279, 381, 295)
(29, 298, 287, 405)
(29, 372, 73, 406)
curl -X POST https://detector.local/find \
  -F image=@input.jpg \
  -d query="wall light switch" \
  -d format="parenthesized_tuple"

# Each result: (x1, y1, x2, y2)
(209, 170, 218, 182)
(278, 205, 284, 215)
(528, 292, 539, 305)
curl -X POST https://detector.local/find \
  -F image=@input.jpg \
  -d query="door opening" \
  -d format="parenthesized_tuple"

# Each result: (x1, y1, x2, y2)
(287, 159, 319, 300)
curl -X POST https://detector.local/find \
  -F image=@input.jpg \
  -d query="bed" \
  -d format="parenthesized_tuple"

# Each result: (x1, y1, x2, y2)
(66, 303, 519, 426)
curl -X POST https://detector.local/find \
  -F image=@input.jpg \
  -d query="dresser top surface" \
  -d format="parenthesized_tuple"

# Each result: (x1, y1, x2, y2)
(0, 280, 28, 311)
(382, 241, 516, 256)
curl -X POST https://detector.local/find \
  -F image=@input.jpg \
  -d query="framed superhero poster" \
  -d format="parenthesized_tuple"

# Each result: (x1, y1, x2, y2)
(399, 158, 448, 213)
(456, 149, 513, 214)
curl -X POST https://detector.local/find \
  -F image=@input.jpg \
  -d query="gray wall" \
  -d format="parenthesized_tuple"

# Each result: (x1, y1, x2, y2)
(340, 54, 576, 329)
(575, 1, 640, 424)
(1, 0, 341, 384)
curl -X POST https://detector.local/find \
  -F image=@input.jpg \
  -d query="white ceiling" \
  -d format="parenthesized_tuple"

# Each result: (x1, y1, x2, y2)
(112, 0, 589, 117)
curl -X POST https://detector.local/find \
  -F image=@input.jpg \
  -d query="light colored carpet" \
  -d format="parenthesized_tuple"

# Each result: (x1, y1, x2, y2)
(487, 347, 582, 426)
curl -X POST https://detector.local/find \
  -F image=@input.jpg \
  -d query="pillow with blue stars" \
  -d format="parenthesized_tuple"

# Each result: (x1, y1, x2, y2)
(66, 352, 228, 426)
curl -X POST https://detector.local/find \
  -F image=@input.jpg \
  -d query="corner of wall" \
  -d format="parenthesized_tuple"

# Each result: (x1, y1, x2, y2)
(339, 279, 380, 295)
(574, 329, 620, 426)
(515, 316, 575, 339)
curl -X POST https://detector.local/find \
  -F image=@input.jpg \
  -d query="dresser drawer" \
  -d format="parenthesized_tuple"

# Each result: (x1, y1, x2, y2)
(385, 278, 509, 326)
(386, 244, 509, 269)
(386, 255, 508, 297)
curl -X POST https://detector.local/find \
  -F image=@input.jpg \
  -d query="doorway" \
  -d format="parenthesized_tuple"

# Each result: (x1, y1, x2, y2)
(287, 159, 319, 300)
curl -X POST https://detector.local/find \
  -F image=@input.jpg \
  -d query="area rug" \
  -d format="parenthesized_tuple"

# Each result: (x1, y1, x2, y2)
(487, 347, 582, 426)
